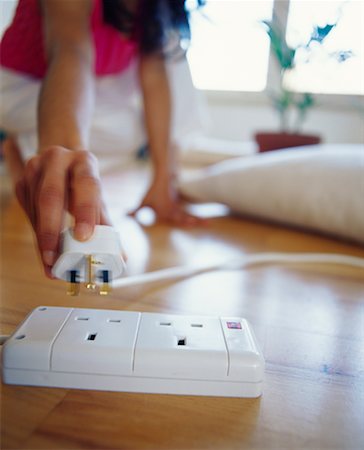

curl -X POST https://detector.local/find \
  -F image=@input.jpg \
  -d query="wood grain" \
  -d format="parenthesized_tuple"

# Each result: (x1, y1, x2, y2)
(1, 162, 363, 449)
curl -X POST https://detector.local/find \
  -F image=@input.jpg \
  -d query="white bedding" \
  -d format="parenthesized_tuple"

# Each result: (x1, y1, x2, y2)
(179, 144, 364, 243)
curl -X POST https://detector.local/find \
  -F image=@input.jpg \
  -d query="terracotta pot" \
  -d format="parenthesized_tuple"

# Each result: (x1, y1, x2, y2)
(255, 132, 321, 152)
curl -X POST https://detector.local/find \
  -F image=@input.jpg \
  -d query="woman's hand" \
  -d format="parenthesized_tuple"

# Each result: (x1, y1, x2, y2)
(4, 138, 110, 277)
(130, 174, 206, 227)
(137, 55, 206, 227)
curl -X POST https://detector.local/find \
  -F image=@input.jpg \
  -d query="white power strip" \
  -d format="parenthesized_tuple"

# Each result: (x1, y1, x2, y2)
(1, 306, 264, 398)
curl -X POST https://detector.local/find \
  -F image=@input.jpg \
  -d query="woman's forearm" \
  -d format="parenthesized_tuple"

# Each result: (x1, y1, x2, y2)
(38, 45, 95, 153)
(139, 54, 174, 183)
(38, 0, 94, 153)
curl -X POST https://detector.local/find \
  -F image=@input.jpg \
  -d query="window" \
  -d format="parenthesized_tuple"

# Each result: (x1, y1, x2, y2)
(187, 0, 363, 96)
(187, 0, 274, 91)
(284, 0, 364, 95)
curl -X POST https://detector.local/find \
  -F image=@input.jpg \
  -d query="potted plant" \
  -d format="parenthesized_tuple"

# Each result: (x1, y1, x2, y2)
(255, 13, 352, 152)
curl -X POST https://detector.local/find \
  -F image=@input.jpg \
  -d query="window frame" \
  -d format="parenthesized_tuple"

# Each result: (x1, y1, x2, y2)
(194, 0, 364, 111)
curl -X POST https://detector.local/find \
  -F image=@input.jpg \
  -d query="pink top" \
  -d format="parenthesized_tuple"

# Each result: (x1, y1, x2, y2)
(0, 0, 138, 78)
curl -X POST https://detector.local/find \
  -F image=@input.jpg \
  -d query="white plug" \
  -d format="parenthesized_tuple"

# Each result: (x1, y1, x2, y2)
(2, 306, 265, 398)
(52, 225, 126, 296)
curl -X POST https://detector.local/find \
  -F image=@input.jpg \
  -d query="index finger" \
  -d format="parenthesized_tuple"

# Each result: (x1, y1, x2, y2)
(37, 149, 67, 267)
(70, 152, 102, 241)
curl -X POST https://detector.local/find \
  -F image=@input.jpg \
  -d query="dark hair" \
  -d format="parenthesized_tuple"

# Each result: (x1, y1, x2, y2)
(103, 0, 205, 55)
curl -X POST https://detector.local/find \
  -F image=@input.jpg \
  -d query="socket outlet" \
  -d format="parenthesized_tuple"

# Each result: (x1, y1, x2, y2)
(133, 313, 228, 379)
(2, 306, 264, 397)
(51, 309, 140, 376)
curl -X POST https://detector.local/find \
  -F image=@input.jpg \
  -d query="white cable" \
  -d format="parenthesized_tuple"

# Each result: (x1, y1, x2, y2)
(0, 335, 10, 346)
(113, 252, 364, 289)
(1, 253, 362, 342)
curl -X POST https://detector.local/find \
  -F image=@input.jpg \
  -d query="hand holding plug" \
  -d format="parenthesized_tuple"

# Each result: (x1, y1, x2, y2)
(3, 139, 111, 278)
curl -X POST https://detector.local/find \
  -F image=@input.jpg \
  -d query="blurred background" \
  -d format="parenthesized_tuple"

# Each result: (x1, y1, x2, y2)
(1, 0, 363, 148)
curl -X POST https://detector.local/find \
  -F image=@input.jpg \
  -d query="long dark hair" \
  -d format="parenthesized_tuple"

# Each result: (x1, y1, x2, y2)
(103, 0, 205, 55)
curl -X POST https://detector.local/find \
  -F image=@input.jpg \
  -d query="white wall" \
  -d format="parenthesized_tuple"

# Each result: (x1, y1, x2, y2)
(201, 94, 364, 144)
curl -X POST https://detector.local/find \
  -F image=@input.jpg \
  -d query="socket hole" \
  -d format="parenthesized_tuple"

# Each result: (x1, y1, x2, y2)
(16, 334, 26, 340)
(76, 317, 89, 321)
(177, 337, 186, 346)
(87, 333, 97, 341)
(160, 322, 172, 326)
(39, 307, 47, 311)
(191, 323, 203, 328)
(108, 319, 121, 323)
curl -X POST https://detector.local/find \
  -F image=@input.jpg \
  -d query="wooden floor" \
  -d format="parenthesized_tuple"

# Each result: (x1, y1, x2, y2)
(1, 160, 363, 449)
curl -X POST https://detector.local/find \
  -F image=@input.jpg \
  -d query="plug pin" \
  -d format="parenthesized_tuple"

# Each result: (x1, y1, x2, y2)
(85, 255, 97, 290)
(67, 270, 80, 296)
(100, 270, 111, 296)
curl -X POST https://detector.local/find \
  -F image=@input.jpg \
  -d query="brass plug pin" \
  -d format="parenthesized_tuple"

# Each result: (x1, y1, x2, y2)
(85, 255, 97, 290)
(100, 270, 111, 296)
(67, 270, 80, 296)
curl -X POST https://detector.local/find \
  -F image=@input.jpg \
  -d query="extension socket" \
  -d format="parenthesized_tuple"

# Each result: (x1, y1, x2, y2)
(1, 306, 264, 398)
(52, 225, 126, 295)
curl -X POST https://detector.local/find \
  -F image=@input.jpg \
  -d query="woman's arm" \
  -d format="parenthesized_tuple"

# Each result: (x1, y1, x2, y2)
(136, 53, 203, 225)
(38, 0, 94, 151)
(139, 53, 174, 189)
(5, 0, 109, 276)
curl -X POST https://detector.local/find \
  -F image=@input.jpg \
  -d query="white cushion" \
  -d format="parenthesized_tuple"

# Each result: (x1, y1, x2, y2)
(179, 144, 364, 243)
(177, 135, 256, 166)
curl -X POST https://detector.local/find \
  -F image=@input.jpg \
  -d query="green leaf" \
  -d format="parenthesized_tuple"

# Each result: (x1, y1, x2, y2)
(295, 93, 315, 111)
(261, 18, 296, 70)
(310, 23, 336, 44)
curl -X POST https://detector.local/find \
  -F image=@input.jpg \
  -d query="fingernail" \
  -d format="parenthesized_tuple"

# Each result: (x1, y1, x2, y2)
(43, 250, 56, 266)
(74, 223, 93, 241)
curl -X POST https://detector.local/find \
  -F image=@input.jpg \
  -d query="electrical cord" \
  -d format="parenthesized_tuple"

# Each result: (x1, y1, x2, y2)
(1, 252, 362, 344)
(112, 252, 364, 289)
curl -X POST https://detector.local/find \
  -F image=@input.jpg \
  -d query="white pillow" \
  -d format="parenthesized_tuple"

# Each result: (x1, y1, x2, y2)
(179, 144, 364, 243)
(177, 134, 256, 166)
